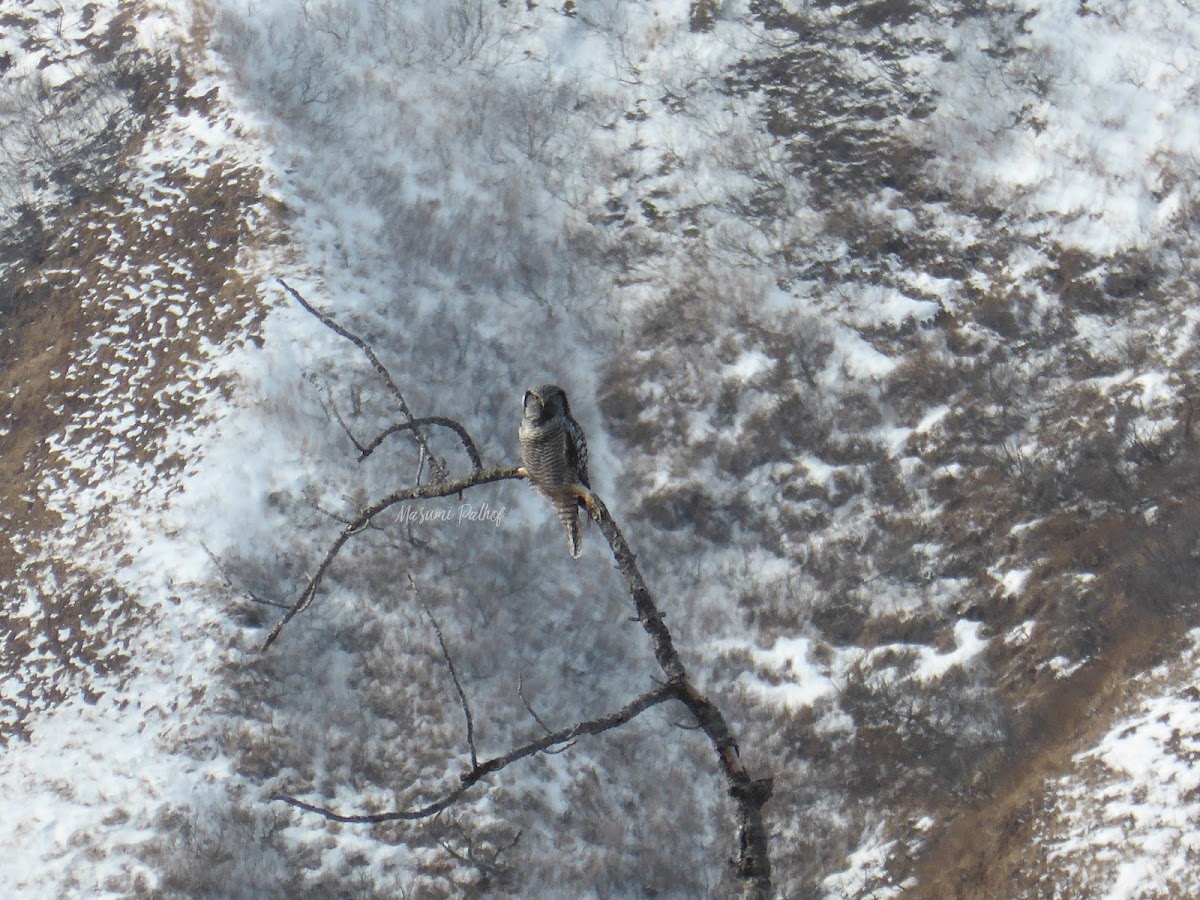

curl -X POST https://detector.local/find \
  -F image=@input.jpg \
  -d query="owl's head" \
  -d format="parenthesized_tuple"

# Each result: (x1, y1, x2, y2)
(523, 384, 570, 422)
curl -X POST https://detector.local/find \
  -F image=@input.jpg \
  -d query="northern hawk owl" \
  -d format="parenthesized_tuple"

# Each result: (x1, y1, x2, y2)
(519, 384, 590, 559)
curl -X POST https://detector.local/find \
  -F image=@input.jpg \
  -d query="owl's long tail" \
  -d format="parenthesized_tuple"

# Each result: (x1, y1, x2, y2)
(554, 496, 582, 559)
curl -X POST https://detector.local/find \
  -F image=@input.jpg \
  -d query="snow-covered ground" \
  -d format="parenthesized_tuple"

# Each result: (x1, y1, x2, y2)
(3, 0, 1200, 896)
(1039, 630, 1200, 899)
(1, 0, 273, 892)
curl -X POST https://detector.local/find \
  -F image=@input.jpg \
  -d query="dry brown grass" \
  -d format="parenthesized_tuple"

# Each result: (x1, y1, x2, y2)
(0, 8, 267, 741)
(913, 615, 1183, 899)
(908, 420, 1200, 896)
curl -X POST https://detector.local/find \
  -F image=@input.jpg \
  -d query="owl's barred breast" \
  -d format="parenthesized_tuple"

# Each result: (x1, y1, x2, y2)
(518, 390, 586, 559)
(519, 420, 573, 490)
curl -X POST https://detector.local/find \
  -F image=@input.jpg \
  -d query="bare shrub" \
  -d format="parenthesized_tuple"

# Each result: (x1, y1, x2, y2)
(1120, 499, 1200, 617)
(835, 652, 1010, 803)
(145, 802, 314, 899)
(689, 0, 719, 32)
(0, 18, 171, 236)
(1044, 245, 1112, 315)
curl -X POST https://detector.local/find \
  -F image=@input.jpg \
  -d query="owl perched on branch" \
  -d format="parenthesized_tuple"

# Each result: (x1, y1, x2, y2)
(519, 384, 591, 559)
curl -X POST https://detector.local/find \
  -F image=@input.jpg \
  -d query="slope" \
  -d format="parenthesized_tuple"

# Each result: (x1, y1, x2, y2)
(2, 0, 1199, 897)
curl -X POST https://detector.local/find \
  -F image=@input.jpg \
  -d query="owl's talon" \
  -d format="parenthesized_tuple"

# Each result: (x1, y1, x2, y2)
(516, 466, 528, 478)
(569, 484, 601, 521)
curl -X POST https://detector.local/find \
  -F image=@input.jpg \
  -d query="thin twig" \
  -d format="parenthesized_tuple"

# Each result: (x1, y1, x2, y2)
(260, 465, 523, 650)
(306, 499, 357, 527)
(202, 543, 292, 610)
(413, 575, 479, 770)
(308, 498, 404, 544)
(318, 386, 368, 455)
(278, 277, 449, 481)
(518, 673, 575, 754)
(273, 683, 677, 823)
(516, 674, 554, 735)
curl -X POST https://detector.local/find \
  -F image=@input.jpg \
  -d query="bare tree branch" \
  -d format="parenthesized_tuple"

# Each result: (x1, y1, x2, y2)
(278, 277, 450, 481)
(412, 574, 479, 770)
(260, 465, 523, 650)
(581, 488, 775, 897)
(360, 416, 483, 470)
(270, 475, 773, 895)
(516, 673, 554, 735)
(316, 384, 368, 455)
(273, 683, 677, 823)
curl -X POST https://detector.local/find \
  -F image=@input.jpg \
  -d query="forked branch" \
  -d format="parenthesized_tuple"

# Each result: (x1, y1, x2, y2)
(412, 575, 479, 770)
(273, 683, 677, 823)
(279, 278, 450, 481)
(260, 465, 522, 650)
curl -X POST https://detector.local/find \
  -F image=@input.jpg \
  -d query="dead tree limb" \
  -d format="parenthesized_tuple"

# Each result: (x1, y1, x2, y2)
(518, 673, 576, 754)
(269, 474, 774, 895)
(583, 489, 774, 897)
(267, 286, 773, 895)
(278, 277, 450, 481)
(360, 416, 483, 469)
(260, 465, 522, 650)
(316, 384, 369, 455)
(517, 674, 556, 735)
(273, 683, 677, 823)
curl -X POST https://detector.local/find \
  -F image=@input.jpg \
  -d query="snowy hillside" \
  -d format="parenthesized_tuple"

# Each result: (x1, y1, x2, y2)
(2, 0, 1199, 896)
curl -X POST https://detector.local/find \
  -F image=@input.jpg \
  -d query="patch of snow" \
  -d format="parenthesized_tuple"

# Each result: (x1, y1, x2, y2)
(821, 827, 905, 900)
(727, 350, 772, 381)
(915, 405, 949, 433)
(992, 567, 1032, 598)
(916, 620, 988, 681)
(720, 636, 836, 711)
(830, 330, 898, 382)
(1004, 619, 1036, 647)
(1046, 655, 1085, 680)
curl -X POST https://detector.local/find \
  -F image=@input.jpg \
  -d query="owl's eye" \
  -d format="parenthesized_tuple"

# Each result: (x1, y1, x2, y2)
(524, 390, 541, 414)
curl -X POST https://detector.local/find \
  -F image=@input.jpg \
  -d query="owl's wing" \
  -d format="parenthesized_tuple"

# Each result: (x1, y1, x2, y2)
(564, 416, 590, 489)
